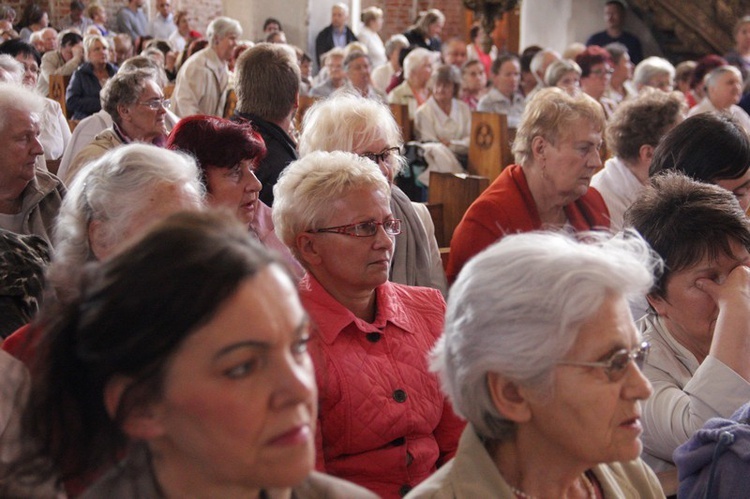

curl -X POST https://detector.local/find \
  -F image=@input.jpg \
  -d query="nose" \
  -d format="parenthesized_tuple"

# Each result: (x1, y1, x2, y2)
(373, 222, 395, 251)
(623, 361, 653, 401)
(271, 351, 316, 410)
(31, 135, 44, 157)
(245, 170, 262, 193)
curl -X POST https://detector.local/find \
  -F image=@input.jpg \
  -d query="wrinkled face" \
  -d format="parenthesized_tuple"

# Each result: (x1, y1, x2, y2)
(538, 118, 602, 202)
(87, 39, 109, 65)
(709, 70, 743, 109)
(612, 53, 633, 81)
(147, 266, 316, 492)
(204, 159, 262, 227)
(306, 186, 395, 294)
(443, 41, 467, 68)
(157, 0, 171, 17)
(353, 135, 397, 183)
(581, 62, 611, 99)
(646, 72, 673, 92)
(42, 30, 57, 51)
(15, 53, 39, 88)
(0, 109, 43, 209)
(649, 239, 750, 356)
(493, 59, 520, 98)
(736, 22, 750, 52)
(462, 63, 487, 92)
(331, 7, 347, 29)
(716, 170, 750, 211)
(120, 79, 168, 142)
(412, 57, 433, 86)
(527, 294, 652, 466)
(347, 55, 371, 90)
(604, 3, 624, 30)
(556, 70, 580, 96)
(214, 33, 238, 62)
(326, 55, 345, 83)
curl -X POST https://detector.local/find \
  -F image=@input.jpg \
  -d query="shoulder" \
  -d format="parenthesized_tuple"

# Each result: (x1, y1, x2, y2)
(290, 471, 379, 498)
(594, 460, 663, 498)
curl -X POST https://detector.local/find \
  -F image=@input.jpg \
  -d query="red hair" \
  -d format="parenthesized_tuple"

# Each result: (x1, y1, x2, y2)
(575, 45, 612, 77)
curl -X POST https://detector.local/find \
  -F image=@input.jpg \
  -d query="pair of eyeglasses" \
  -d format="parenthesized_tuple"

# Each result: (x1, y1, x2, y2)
(137, 98, 170, 110)
(359, 146, 400, 164)
(307, 219, 402, 237)
(590, 68, 614, 76)
(557, 341, 650, 382)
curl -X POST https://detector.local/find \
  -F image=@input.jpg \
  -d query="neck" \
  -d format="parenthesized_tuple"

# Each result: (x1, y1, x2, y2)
(621, 157, 650, 185)
(662, 316, 710, 363)
(492, 434, 594, 499)
(610, 74, 626, 90)
(150, 446, 261, 499)
(312, 271, 377, 322)
(523, 165, 569, 225)
(606, 26, 622, 37)
(0, 195, 23, 215)
(436, 97, 452, 114)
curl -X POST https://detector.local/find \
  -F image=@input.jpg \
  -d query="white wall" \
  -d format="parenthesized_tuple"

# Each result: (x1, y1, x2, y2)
(223, 0, 309, 48)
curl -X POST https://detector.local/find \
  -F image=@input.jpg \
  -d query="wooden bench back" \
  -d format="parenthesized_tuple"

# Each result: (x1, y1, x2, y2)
(428, 172, 489, 247)
(468, 112, 516, 183)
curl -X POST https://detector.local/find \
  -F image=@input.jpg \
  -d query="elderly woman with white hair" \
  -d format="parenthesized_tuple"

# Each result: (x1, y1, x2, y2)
(545, 58, 582, 96)
(407, 231, 665, 498)
(687, 64, 750, 134)
(273, 150, 463, 498)
(3, 144, 204, 364)
(388, 47, 435, 118)
(172, 16, 241, 117)
(300, 91, 447, 294)
(64, 68, 170, 185)
(632, 56, 674, 93)
(66, 34, 118, 120)
(372, 34, 409, 93)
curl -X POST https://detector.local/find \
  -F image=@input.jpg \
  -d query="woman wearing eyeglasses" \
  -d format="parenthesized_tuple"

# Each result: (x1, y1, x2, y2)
(273, 151, 464, 498)
(575, 45, 618, 119)
(65, 68, 169, 185)
(407, 230, 664, 498)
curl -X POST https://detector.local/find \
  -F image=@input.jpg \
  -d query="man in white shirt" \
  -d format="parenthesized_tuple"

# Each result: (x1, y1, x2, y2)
(148, 0, 177, 40)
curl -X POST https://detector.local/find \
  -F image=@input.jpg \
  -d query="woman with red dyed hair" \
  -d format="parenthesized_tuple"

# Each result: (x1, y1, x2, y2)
(167, 115, 303, 277)
(576, 45, 618, 118)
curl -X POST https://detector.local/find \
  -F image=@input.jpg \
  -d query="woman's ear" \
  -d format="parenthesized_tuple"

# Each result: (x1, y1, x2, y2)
(531, 135, 546, 161)
(104, 375, 165, 441)
(295, 232, 322, 267)
(487, 372, 532, 423)
(647, 293, 669, 318)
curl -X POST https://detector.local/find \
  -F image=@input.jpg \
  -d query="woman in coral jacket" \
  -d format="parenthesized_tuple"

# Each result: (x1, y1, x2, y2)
(273, 150, 464, 498)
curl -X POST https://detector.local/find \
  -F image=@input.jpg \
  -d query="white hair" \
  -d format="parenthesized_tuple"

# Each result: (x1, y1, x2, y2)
(633, 56, 675, 87)
(0, 82, 44, 132)
(207, 16, 242, 45)
(403, 47, 433, 80)
(431, 230, 660, 440)
(83, 33, 109, 59)
(0, 54, 24, 85)
(530, 49, 560, 84)
(48, 144, 205, 302)
(272, 150, 390, 260)
(706, 65, 742, 89)
(332, 2, 349, 15)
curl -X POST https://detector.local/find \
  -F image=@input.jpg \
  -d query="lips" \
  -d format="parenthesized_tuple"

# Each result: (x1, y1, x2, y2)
(266, 424, 311, 446)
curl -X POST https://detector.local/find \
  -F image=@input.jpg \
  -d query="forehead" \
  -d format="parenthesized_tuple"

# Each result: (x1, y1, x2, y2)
(558, 118, 601, 142)
(671, 240, 750, 277)
(4, 108, 38, 132)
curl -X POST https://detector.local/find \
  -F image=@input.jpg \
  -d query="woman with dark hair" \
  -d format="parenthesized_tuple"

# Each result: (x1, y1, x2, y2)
(4, 210, 375, 498)
(576, 45, 617, 118)
(167, 115, 302, 277)
(650, 113, 750, 210)
(16, 4, 48, 43)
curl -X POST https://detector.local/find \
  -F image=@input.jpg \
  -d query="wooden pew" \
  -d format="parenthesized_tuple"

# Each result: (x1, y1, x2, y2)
(49, 74, 71, 119)
(163, 82, 175, 99)
(295, 94, 318, 134)
(468, 111, 516, 183)
(424, 202, 445, 248)
(428, 171, 489, 247)
(223, 89, 237, 119)
(390, 103, 414, 142)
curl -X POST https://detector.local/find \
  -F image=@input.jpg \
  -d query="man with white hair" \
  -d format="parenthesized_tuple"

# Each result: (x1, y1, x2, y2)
(172, 16, 241, 117)
(688, 65, 750, 134)
(527, 48, 560, 97)
(632, 56, 674, 92)
(314, 3, 357, 68)
(0, 83, 65, 246)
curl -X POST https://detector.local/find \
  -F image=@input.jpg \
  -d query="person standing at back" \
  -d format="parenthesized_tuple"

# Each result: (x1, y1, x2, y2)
(586, 0, 643, 64)
(315, 3, 357, 69)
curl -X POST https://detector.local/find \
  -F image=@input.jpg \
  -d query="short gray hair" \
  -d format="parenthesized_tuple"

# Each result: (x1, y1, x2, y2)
(100, 68, 157, 125)
(384, 34, 409, 59)
(0, 82, 44, 132)
(544, 58, 581, 87)
(272, 150, 390, 260)
(83, 33, 108, 59)
(633, 56, 675, 87)
(432, 230, 658, 441)
(403, 47, 433, 79)
(332, 2, 349, 16)
(119, 55, 167, 88)
(206, 16, 242, 46)
(706, 65, 742, 89)
(0, 54, 24, 85)
(48, 144, 205, 302)
(299, 91, 404, 178)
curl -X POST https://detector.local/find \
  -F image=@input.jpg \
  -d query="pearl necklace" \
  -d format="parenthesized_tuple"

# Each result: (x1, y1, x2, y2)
(508, 472, 596, 499)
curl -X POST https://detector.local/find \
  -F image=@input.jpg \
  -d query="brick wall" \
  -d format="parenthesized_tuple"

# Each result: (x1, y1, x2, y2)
(364, 0, 468, 44)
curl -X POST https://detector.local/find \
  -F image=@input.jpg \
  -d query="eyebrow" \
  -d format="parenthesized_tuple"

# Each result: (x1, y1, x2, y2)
(213, 315, 310, 360)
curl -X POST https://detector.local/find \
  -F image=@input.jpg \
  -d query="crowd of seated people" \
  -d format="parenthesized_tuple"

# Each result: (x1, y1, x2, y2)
(7, 1, 750, 496)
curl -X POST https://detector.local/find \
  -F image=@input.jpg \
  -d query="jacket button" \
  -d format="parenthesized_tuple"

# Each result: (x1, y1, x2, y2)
(393, 389, 407, 403)
(366, 332, 381, 343)
(399, 484, 412, 496)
